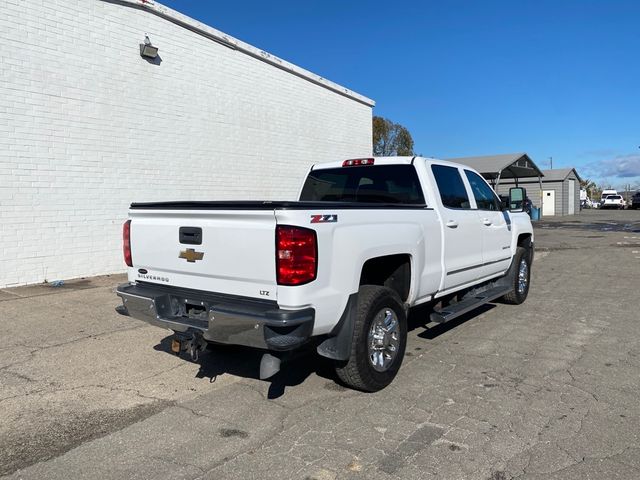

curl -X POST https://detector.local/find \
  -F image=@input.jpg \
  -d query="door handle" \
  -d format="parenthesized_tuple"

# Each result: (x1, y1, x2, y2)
(445, 220, 458, 228)
(482, 218, 492, 226)
(179, 226, 203, 245)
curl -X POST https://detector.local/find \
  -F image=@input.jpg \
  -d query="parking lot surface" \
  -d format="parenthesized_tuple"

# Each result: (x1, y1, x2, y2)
(1, 209, 639, 480)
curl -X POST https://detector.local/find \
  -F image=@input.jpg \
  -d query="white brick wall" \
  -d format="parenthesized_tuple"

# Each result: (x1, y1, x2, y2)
(0, 0, 373, 287)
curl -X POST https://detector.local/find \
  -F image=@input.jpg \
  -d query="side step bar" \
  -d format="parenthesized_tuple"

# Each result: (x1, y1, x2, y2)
(430, 285, 512, 324)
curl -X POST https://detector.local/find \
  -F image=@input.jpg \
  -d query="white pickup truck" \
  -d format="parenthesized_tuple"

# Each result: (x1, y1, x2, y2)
(117, 157, 534, 391)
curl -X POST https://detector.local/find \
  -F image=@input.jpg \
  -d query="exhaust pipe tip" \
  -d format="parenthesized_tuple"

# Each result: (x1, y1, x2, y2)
(259, 353, 281, 379)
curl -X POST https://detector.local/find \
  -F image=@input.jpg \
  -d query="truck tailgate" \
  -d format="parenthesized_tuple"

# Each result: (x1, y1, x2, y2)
(128, 209, 277, 300)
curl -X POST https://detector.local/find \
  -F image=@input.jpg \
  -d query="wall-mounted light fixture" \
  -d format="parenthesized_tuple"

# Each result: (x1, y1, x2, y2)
(139, 35, 159, 59)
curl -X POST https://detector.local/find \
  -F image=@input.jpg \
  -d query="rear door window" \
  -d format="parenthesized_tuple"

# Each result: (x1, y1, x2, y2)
(431, 165, 470, 209)
(464, 170, 501, 210)
(300, 165, 425, 204)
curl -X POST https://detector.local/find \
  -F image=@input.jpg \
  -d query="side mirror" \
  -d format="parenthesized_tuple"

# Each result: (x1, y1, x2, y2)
(509, 187, 526, 213)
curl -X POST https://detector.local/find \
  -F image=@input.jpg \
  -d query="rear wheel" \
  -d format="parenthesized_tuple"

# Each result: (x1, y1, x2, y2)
(502, 246, 531, 305)
(334, 286, 407, 392)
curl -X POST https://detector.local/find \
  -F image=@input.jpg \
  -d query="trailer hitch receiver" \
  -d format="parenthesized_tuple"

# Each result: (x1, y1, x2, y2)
(172, 332, 207, 362)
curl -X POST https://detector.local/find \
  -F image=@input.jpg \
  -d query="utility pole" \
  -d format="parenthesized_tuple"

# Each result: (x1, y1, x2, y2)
(548, 157, 553, 169)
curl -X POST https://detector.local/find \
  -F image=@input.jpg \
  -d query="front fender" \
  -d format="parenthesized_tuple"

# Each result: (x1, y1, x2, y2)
(509, 212, 534, 253)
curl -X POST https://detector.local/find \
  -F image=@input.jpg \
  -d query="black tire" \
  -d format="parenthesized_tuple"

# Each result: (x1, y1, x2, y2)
(334, 285, 407, 392)
(502, 246, 531, 305)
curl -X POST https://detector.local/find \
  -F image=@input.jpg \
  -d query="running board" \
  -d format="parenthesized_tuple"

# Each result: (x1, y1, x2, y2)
(430, 286, 512, 324)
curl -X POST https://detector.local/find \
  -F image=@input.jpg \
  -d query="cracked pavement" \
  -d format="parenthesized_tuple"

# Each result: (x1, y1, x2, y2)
(1, 209, 639, 479)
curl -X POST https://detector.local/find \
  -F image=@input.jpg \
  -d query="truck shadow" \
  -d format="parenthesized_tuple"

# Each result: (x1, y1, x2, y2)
(154, 337, 336, 399)
(153, 303, 497, 398)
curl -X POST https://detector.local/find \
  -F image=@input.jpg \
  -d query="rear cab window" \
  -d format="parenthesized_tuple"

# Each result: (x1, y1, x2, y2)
(300, 165, 426, 204)
(430, 164, 470, 209)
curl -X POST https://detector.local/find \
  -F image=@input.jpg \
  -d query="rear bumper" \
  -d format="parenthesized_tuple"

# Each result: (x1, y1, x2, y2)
(116, 282, 314, 351)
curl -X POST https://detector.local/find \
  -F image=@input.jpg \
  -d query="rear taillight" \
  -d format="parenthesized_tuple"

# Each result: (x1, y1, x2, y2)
(342, 158, 374, 167)
(123, 220, 132, 267)
(276, 225, 317, 285)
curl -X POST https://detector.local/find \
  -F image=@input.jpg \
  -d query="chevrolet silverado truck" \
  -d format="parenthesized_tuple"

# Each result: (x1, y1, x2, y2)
(116, 157, 534, 392)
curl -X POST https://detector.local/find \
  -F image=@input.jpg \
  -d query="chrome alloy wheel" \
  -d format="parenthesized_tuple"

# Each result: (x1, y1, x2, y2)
(517, 258, 529, 294)
(367, 308, 400, 372)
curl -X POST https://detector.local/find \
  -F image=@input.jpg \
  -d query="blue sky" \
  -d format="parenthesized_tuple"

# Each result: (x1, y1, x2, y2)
(160, 0, 640, 190)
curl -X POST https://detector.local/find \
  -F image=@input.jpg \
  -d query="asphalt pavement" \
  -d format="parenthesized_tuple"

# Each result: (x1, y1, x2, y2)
(1, 209, 639, 479)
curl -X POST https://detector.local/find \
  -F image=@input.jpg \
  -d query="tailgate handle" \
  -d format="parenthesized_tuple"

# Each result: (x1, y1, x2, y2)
(179, 227, 202, 245)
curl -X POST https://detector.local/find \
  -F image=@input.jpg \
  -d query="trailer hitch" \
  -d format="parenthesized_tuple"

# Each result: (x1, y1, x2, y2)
(171, 332, 207, 362)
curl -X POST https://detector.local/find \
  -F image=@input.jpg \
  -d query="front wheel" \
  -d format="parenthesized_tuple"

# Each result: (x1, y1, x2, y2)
(334, 286, 407, 392)
(501, 246, 531, 305)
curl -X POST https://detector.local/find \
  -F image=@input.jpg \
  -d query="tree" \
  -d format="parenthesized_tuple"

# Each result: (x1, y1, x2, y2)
(580, 178, 597, 199)
(372, 116, 414, 156)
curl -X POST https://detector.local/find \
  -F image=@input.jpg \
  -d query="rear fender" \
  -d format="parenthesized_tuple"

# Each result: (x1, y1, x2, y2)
(275, 213, 424, 335)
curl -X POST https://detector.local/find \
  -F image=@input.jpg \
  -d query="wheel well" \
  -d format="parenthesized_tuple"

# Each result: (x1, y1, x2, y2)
(517, 233, 533, 263)
(359, 254, 411, 302)
(517, 233, 532, 248)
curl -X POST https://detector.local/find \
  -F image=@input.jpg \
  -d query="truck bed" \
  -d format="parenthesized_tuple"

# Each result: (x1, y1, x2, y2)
(130, 200, 430, 210)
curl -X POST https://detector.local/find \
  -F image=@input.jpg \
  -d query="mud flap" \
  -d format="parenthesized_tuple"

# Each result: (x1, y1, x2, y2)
(316, 293, 358, 361)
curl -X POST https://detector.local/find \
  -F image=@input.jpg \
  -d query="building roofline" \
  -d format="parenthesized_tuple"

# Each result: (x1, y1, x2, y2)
(540, 168, 583, 183)
(100, 0, 376, 107)
(446, 153, 544, 179)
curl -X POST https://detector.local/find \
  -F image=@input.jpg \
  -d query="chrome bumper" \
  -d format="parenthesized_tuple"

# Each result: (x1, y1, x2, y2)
(116, 282, 314, 351)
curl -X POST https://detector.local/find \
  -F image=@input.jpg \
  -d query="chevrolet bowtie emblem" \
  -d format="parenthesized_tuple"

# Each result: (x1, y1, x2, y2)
(179, 248, 204, 263)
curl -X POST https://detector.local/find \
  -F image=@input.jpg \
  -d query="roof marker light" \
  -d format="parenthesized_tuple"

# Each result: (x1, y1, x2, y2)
(342, 158, 375, 167)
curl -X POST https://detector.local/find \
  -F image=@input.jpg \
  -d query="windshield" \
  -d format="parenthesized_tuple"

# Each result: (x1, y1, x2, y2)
(300, 165, 426, 204)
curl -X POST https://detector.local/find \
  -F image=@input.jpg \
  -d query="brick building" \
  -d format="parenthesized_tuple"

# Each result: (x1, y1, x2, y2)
(0, 0, 374, 287)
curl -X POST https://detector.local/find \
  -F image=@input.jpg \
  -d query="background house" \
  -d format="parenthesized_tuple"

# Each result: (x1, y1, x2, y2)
(497, 168, 583, 217)
(0, 0, 374, 287)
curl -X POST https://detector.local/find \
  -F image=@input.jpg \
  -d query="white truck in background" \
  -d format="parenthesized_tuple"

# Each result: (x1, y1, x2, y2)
(600, 189, 618, 202)
(117, 157, 534, 392)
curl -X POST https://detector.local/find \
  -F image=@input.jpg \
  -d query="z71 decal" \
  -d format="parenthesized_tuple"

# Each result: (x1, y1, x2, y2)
(310, 214, 338, 224)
